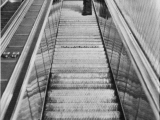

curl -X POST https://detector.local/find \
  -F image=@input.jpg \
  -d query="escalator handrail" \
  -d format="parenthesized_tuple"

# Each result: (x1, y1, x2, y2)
(105, 0, 159, 119)
(0, 0, 8, 8)
(1, 0, 30, 55)
(0, 0, 52, 119)
(9, 0, 54, 119)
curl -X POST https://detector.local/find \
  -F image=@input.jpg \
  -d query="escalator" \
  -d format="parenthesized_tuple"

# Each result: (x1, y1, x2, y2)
(1, 0, 157, 120)
(41, 1, 125, 119)
(1, 1, 22, 30)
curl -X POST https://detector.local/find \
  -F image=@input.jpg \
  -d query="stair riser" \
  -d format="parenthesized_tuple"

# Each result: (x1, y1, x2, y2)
(54, 48, 104, 52)
(53, 56, 106, 59)
(55, 45, 103, 48)
(49, 85, 112, 89)
(47, 96, 116, 103)
(56, 42, 102, 45)
(58, 32, 99, 34)
(57, 36, 101, 39)
(45, 112, 120, 119)
(54, 51, 105, 53)
(51, 73, 109, 78)
(50, 79, 111, 84)
(45, 104, 118, 112)
(52, 64, 108, 68)
(53, 60, 107, 64)
(48, 90, 115, 96)
(51, 69, 109, 73)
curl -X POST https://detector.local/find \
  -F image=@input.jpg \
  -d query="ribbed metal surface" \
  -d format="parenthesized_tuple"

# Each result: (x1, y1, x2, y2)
(43, 1, 121, 119)
(1, 1, 22, 30)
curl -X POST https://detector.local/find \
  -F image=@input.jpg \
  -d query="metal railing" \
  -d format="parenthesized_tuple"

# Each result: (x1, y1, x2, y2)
(108, 0, 159, 119)
(6, 0, 63, 119)
(0, 0, 53, 119)
(1, 0, 31, 55)
(0, 0, 8, 7)
(93, 0, 158, 119)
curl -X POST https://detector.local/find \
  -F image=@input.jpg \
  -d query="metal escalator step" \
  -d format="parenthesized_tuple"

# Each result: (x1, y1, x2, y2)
(45, 111, 120, 120)
(51, 73, 109, 79)
(60, 19, 96, 22)
(57, 36, 101, 38)
(60, 15, 95, 17)
(55, 45, 103, 48)
(50, 78, 111, 84)
(49, 83, 112, 89)
(47, 95, 116, 103)
(51, 68, 109, 73)
(56, 42, 102, 45)
(45, 103, 118, 112)
(53, 55, 106, 59)
(59, 22, 97, 24)
(57, 34, 100, 37)
(58, 27, 99, 31)
(57, 38, 101, 42)
(60, 14, 95, 17)
(48, 89, 115, 96)
(54, 51, 105, 55)
(55, 48, 104, 52)
(52, 59, 107, 64)
(57, 33, 100, 36)
(59, 25, 98, 28)
(59, 22, 97, 25)
(44, 111, 120, 119)
(58, 31, 100, 34)
(58, 30, 99, 33)
(59, 25, 98, 27)
(52, 64, 108, 68)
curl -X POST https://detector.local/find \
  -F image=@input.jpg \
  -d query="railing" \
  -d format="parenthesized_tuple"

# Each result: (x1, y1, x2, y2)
(1, 0, 31, 55)
(92, 0, 158, 120)
(106, 0, 159, 119)
(5, 0, 63, 119)
(0, 0, 8, 7)
(0, 0, 53, 119)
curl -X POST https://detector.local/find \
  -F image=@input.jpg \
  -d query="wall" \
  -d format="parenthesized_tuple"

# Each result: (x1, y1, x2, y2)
(114, 0, 160, 76)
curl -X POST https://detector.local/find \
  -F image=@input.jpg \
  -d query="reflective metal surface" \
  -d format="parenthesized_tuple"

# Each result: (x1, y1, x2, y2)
(12, 0, 157, 120)
(16, 1, 62, 119)
(93, 0, 156, 120)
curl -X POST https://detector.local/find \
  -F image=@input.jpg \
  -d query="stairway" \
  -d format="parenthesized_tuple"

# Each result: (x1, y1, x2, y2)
(43, 1, 121, 119)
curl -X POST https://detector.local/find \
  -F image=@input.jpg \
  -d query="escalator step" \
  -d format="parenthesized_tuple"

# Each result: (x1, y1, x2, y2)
(49, 83, 113, 89)
(45, 103, 118, 111)
(47, 95, 116, 103)
(48, 89, 115, 96)
(53, 59, 107, 64)
(51, 73, 109, 78)
(44, 111, 120, 119)
(50, 78, 111, 84)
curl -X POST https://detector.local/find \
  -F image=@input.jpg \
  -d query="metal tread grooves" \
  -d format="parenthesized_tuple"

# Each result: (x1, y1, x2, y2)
(43, 1, 120, 120)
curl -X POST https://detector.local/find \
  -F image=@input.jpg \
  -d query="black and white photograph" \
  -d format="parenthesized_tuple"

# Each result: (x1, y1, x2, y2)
(1, 0, 159, 120)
